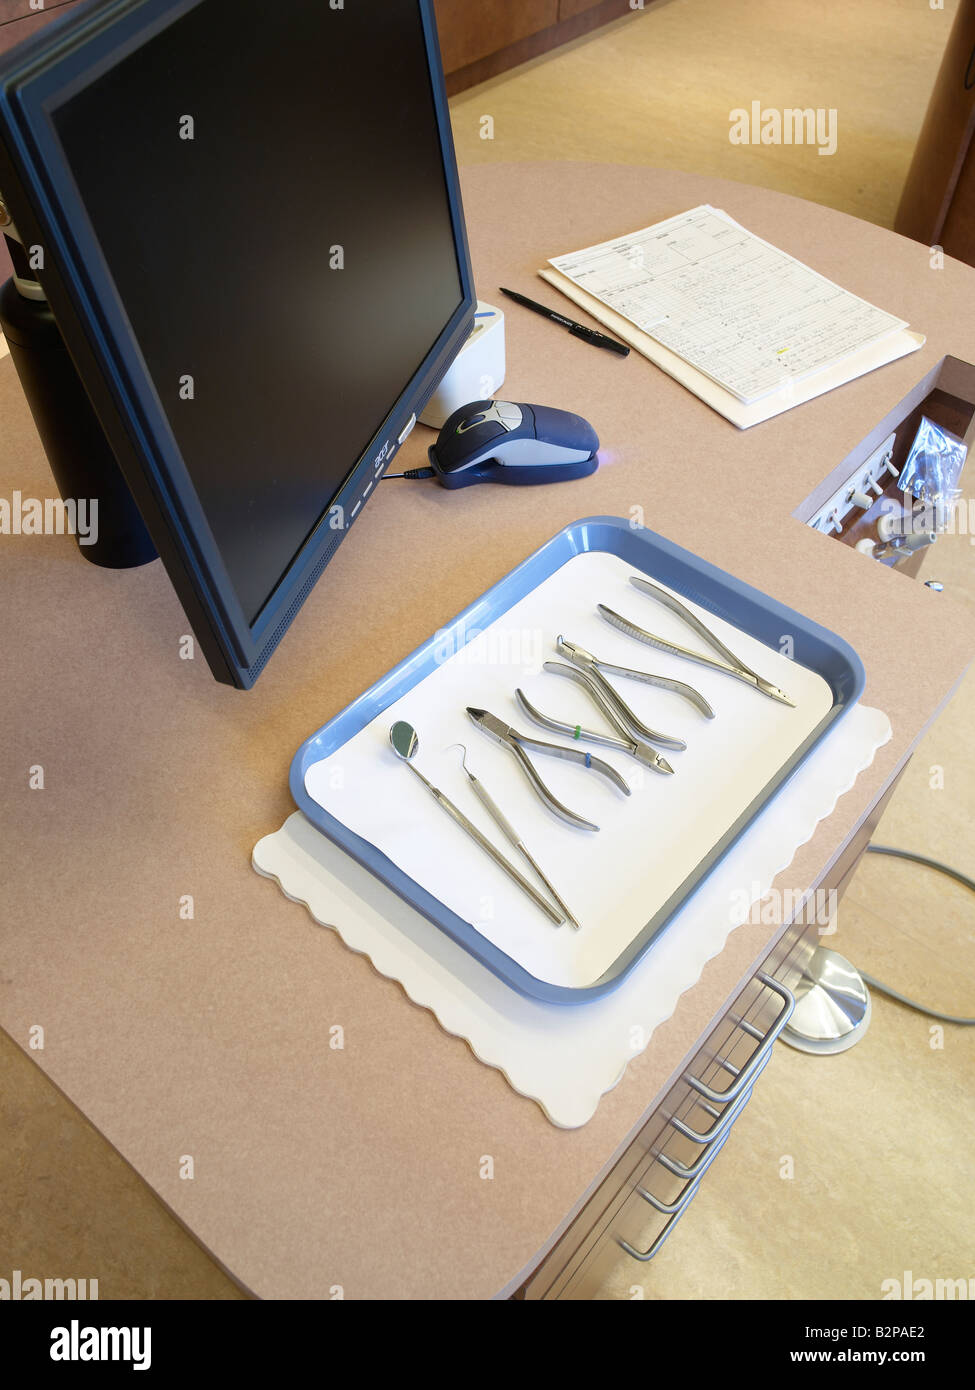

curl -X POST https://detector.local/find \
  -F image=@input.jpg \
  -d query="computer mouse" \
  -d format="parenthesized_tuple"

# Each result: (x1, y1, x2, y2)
(427, 400, 599, 488)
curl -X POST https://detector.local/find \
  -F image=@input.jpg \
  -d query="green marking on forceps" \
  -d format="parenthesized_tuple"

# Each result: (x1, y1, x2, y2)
(573, 725, 582, 740)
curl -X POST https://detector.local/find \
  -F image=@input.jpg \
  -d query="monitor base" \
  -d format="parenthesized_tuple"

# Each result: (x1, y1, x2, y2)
(0, 275, 156, 570)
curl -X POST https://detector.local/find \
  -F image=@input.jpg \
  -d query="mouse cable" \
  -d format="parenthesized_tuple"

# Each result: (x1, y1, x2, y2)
(382, 467, 435, 479)
(856, 844, 975, 1025)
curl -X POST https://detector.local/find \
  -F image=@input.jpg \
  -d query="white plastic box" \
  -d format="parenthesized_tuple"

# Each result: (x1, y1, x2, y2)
(420, 299, 505, 429)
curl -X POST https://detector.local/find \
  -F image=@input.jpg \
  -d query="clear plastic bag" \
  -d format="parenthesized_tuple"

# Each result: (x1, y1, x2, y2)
(898, 416, 967, 518)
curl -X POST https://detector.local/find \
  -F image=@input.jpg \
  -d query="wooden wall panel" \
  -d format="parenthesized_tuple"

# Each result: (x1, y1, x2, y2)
(559, 0, 610, 19)
(441, 0, 641, 96)
(0, 1, 78, 39)
(894, 0, 975, 262)
(432, 0, 559, 74)
(0, 3, 39, 23)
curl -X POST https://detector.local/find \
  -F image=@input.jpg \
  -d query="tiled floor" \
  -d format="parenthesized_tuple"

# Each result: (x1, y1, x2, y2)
(1, 0, 972, 1299)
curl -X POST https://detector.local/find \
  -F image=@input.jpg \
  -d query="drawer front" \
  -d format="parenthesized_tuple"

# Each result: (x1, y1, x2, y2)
(523, 956, 799, 1299)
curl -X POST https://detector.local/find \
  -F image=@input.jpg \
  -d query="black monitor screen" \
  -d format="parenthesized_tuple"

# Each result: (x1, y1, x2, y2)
(50, 0, 465, 625)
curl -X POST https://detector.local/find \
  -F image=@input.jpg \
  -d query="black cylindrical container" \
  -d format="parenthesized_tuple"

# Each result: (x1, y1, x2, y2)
(0, 275, 156, 568)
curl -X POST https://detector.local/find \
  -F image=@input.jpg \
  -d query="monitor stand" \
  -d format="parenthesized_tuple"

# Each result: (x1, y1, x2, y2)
(0, 231, 156, 569)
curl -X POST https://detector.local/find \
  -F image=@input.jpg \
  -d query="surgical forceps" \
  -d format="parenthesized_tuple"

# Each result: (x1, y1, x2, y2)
(515, 662, 676, 776)
(466, 707, 629, 833)
(605, 576, 796, 707)
(556, 635, 714, 750)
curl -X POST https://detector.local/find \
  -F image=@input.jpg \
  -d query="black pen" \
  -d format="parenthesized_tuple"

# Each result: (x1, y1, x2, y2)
(499, 287, 630, 357)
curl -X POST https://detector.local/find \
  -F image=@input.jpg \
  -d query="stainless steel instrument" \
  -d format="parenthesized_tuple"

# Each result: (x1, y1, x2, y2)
(452, 743, 581, 930)
(388, 721, 564, 925)
(568, 626, 716, 723)
(516, 663, 674, 776)
(556, 634, 714, 768)
(466, 706, 629, 832)
(611, 575, 796, 707)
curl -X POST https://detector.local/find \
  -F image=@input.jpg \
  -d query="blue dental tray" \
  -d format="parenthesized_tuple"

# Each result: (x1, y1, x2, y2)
(289, 516, 864, 1004)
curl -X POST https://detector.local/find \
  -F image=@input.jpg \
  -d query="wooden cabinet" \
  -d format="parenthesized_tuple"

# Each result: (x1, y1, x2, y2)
(434, 0, 640, 93)
(1, 2, 82, 58)
(0, 2, 40, 23)
(559, 0, 609, 19)
(432, 0, 558, 73)
(895, 0, 975, 266)
(2, 2, 639, 99)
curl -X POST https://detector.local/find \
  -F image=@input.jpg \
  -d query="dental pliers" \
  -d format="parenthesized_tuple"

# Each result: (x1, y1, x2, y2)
(516, 662, 676, 776)
(604, 576, 796, 708)
(555, 635, 714, 747)
(466, 706, 629, 832)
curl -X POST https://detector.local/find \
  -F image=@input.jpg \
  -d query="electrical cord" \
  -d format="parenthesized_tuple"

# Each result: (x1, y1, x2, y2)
(382, 467, 435, 479)
(860, 844, 975, 1024)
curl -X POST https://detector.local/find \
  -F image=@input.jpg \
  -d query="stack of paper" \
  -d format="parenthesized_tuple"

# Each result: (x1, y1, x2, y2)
(542, 205, 924, 428)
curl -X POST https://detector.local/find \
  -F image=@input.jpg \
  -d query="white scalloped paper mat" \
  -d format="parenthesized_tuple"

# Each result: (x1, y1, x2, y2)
(254, 703, 890, 1129)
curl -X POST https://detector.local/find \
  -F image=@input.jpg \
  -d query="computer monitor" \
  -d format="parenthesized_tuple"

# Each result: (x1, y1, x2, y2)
(0, 0, 475, 686)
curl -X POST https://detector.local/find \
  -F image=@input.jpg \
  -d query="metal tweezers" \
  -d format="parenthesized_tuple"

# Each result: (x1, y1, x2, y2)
(466, 706, 629, 832)
(516, 662, 676, 776)
(604, 576, 796, 707)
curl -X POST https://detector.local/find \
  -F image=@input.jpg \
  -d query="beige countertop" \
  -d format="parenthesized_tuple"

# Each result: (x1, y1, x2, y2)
(2, 164, 974, 1299)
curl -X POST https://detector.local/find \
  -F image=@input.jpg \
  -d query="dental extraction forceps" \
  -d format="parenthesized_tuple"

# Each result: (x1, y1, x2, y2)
(555, 635, 714, 753)
(466, 707, 629, 833)
(515, 663, 675, 776)
(607, 576, 797, 708)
